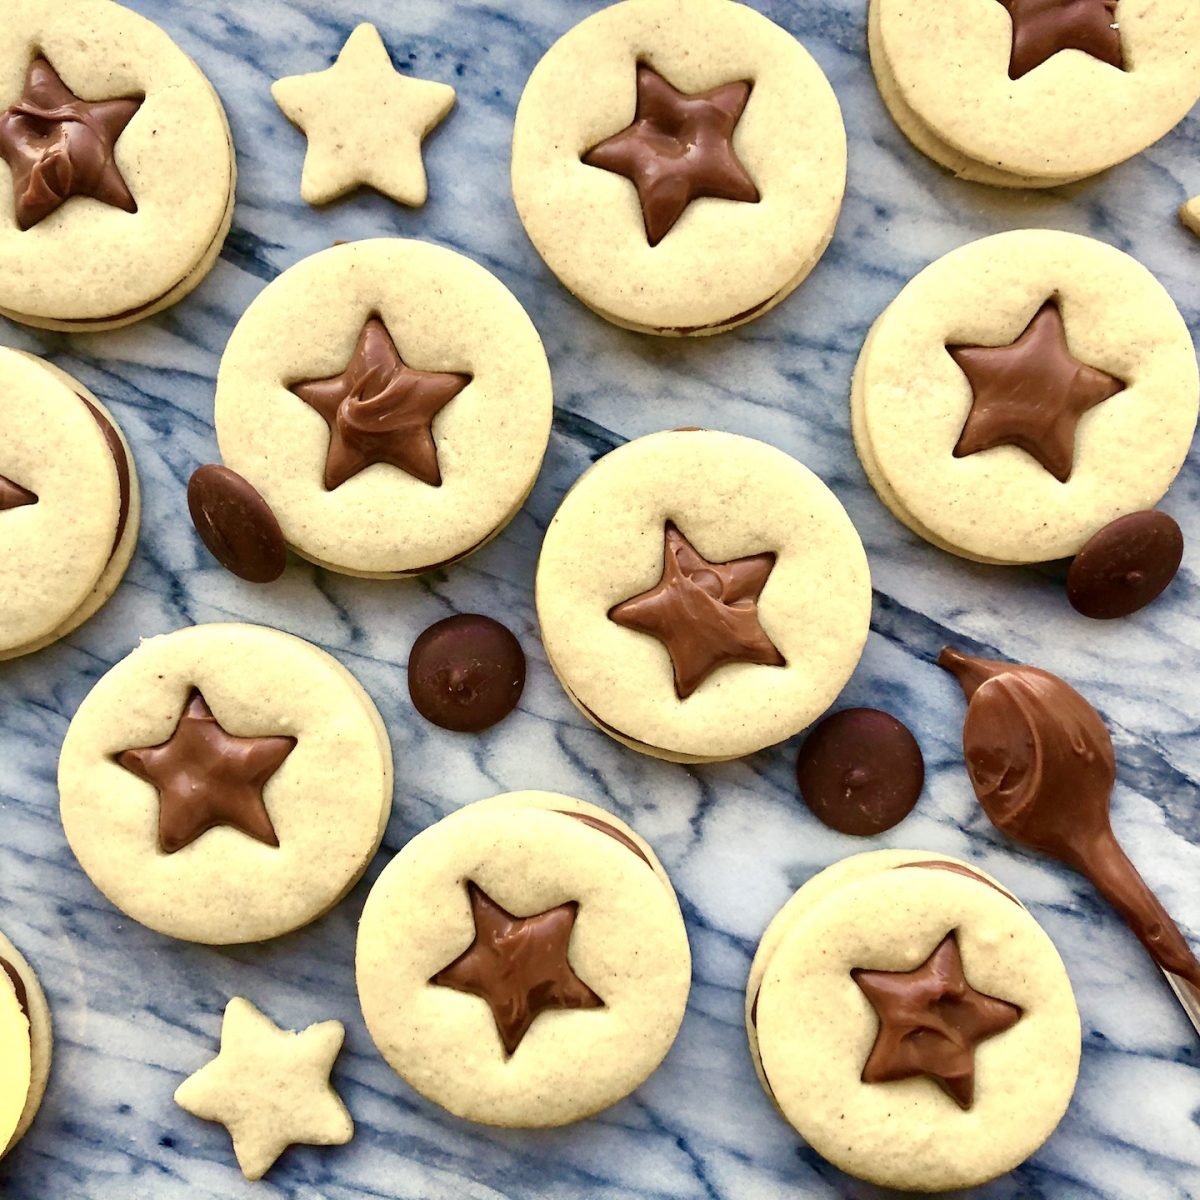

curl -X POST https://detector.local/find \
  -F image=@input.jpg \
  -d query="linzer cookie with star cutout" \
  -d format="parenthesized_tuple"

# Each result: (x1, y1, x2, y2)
(869, 0, 1200, 187)
(0, 0, 235, 329)
(212, 239, 552, 577)
(58, 623, 393, 944)
(0, 929, 51, 1159)
(356, 791, 689, 1127)
(537, 429, 870, 762)
(511, 0, 846, 335)
(746, 849, 1080, 1191)
(0, 347, 140, 660)
(852, 229, 1199, 564)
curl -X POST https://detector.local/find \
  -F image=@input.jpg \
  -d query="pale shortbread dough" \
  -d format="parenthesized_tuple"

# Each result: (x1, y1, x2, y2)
(59, 624, 393, 945)
(871, 0, 1200, 186)
(537, 430, 871, 762)
(853, 230, 1199, 564)
(215, 239, 553, 577)
(356, 794, 691, 1127)
(511, 0, 846, 335)
(750, 853, 1080, 1192)
(1182, 197, 1200, 238)
(0, 0, 235, 329)
(0, 350, 140, 660)
(0, 929, 50, 1158)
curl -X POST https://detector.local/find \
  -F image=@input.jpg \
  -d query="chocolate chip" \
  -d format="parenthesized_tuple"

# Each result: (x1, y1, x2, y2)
(408, 614, 526, 732)
(187, 465, 287, 584)
(1067, 511, 1183, 619)
(796, 708, 924, 836)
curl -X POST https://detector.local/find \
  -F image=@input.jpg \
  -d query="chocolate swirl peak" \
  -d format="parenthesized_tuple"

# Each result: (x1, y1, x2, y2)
(939, 648, 1200, 989)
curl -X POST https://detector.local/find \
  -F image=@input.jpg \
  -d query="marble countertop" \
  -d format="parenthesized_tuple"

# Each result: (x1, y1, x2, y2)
(1, 1, 1198, 1197)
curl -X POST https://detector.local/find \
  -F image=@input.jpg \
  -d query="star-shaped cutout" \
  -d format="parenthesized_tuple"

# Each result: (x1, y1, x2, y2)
(174, 997, 353, 1181)
(948, 299, 1125, 483)
(272, 23, 455, 207)
(0, 57, 141, 231)
(430, 882, 603, 1057)
(608, 522, 785, 700)
(582, 64, 759, 246)
(0, 474, 36, 511)
(852, 931, 1022, 1110)
(997, 0, 1124, 81)
(1182, 196, 1200, 239)
(290, 315, 471, 491)
(115, 690, 295, 854)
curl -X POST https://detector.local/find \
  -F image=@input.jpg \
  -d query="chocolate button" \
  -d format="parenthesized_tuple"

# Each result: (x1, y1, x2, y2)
(796, 708, 924, 836)
(408, 614, 526, 732)
(1067, 511, 1183, 619)
(187, 465, 287, 584)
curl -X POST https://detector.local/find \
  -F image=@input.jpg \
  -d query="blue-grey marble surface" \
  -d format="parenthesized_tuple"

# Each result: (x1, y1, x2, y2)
(1, 1, 1198, 1196)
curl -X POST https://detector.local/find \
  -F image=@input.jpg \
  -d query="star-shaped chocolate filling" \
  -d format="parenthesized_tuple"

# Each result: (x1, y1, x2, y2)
(997, 0, 1124, 81)
(116, 689, 296, 854)
(852, 931, 1022, 1110)
(948, 299, 1125, 483)
(0, 474, 36, 511)
(430, 882, 603, 1056)
(608, 522, 785, 700)
(0, 57, 142, 231)
(582, 64, 759, 247)
(290, 316, 471, 491)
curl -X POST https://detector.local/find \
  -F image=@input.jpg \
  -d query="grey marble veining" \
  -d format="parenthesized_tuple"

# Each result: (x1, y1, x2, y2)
(1, 1, 1199, 1197)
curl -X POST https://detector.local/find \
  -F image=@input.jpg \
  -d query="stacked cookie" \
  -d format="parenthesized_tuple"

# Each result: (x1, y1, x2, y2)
(0, 932, 50, 1161)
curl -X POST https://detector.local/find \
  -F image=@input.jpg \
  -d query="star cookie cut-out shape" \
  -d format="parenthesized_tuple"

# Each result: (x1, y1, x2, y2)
(948, 299, 1125, 483)
(290, 315, 471, 490)
(0, 474, 36, 511)
(852, 931, 1022, 1110)
(997, 0, 1124, 81)
(115, 689, 295, 854)
(0, 57, 142, 231)
(608, 522, 785, 700)
(1181, 197, 1200, 238)
(582, 64, 759, 246)
(272, 23, 456, 207)
(430, 882, 603, 1056)
(174, 997, 353, 1181)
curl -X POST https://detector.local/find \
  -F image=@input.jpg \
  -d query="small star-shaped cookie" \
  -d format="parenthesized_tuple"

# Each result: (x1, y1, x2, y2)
(1181, 197, 1200, 238)
(853, 932, 1022, 1110)
(948, 299, 1125, 483)
(175, 998, 353, 1181)
(271, 23, 455, 207)
(997, 0, 1124, 81)
(608, 522, 785, 699)
(430, 882, 603, 1056)
(583, 65, 759, 246)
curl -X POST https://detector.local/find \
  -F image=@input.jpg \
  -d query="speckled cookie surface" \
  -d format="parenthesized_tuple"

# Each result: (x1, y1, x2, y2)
(214, 239, 553, 577)
(58, 623, 393, 945)
(356, 792, 691, 1127)
(511, 0, 846, 335)
(0, 349, 139, 660)
(853, 230, 1199, 564)
(536, 430, 871, 762)
(0, 930, 50, 1158)
(749, 851, 1080, 1192)
(869, 0, 1200, 186)
(0, 0, 235, 329)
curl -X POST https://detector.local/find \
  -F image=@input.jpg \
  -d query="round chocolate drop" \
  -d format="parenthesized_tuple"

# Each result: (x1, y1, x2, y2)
(1067, 511, 1183, 620)
(796, 708, 925, 836)
(187, 465, 287, 584)
(408, 614, 526, 732)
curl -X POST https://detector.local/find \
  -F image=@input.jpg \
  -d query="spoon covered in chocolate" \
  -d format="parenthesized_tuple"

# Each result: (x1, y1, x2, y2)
(939, 648, 1200, 1031)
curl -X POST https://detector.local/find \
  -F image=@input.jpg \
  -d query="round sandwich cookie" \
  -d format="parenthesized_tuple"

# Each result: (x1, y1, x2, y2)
(511, 0, 846, 336)
(868, 0, 1200, 188)
(0, 0, 235, 330)
(58, 623, 393, 944)
(852, 229, 1199, 565)
(746, 849, 1080, 1192)
(0, 348, 139, 660)
(356, 791, 690, 1127)
(0, 930, 51, 1158)
(536, 429, 871, 762)
(214, 239, 553, 578)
